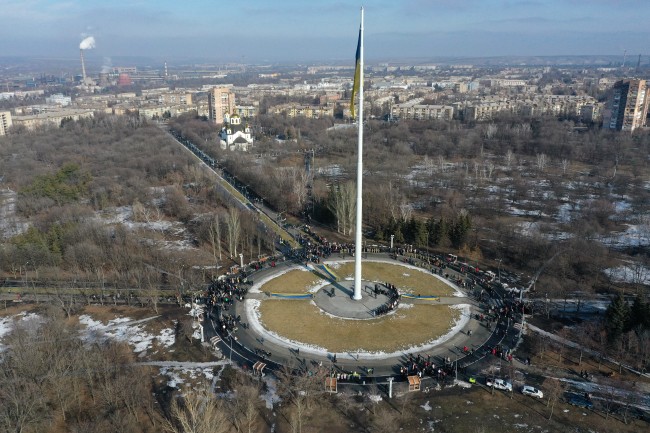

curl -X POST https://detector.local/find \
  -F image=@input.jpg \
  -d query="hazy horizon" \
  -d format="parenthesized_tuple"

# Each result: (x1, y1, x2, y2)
(2, 0, 649, 63)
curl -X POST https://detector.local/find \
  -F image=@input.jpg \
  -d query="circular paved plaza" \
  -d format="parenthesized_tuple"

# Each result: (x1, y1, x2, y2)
(225, 258, 488, 373)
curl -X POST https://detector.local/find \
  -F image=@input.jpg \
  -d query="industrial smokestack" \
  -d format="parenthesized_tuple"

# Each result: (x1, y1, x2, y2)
(78, 36, 95, 84)
(80, 49, 87, 81)
(79, 36, 95, 50)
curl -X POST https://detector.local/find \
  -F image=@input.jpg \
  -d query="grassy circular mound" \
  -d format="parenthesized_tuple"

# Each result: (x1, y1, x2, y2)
(259, 269, 324, 294)
(260, 261, 455, 296)
(331, 261, 454, 296)
(258, 300, 458, 353)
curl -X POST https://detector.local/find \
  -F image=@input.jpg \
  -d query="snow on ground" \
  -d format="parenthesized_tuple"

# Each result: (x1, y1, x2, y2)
(0, 312, 44, 351)
(0, 316, 13, 352)
(323, 258, 466, 298)
(159, 365, 216, 389)
(94, 205, 194, 249)
(250, 259, 465, 298)
(261, 375, 281, 409)
(0, 189, 29, 238)
(0, 316, 12, 340)
(244, 296, 471, 360)
(604, 264, 650, 286)
(600, 223, 650, 248)
(79, 314, 174, 353)
(421, 401, 432, 411)
(544, 298, 610, 314)
(248, 264, 310, 294)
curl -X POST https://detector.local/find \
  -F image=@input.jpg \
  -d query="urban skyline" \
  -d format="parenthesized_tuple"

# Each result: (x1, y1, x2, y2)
(1, 0, 649, 62)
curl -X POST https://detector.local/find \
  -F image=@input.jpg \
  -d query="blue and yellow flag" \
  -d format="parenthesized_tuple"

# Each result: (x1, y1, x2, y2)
(350, 27, 361, 120)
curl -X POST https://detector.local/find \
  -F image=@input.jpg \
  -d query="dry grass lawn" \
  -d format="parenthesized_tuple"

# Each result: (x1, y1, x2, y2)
(333, 261, 454, 296)
(260, 268, 324, 294)
(80, 305, 159, 323)
(258, 300, 458, 352)
(260, 261, 455, 296)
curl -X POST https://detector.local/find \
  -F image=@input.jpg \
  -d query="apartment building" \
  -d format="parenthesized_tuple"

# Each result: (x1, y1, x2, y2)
(235, 105, 257, 118)
(208, 87, 236, 124)
(11, 109, 94, 130)
(464, 101, 514, 121)
(603, 79, 649, 132)
(0, 111, 12, 135)
(271, 104, 334, 119)
(391, 103, 454, 121)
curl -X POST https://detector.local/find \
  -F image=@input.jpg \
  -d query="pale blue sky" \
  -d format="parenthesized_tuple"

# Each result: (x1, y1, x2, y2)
(1, 0, 648, 62)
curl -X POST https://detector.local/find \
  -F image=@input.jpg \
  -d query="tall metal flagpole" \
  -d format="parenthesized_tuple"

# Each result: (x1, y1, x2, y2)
(353, 7, 364, 301)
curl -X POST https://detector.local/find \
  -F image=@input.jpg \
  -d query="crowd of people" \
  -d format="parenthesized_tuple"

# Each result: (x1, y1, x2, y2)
(204, 276, 251, 332)
(399, 353, 457, 381)
(371, 282, 400, 316)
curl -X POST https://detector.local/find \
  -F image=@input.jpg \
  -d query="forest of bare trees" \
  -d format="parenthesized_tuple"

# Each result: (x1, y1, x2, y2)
(0, 98, 649, 432)
(0, 113, 273, 295)
(171, 112, 650, 300)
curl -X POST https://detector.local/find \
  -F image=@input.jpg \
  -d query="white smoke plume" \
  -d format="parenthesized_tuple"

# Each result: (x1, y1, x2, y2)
(79, 36, 96, 50)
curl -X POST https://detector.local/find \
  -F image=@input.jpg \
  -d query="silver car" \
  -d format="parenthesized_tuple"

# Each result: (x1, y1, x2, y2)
(522, 385, 543, 398)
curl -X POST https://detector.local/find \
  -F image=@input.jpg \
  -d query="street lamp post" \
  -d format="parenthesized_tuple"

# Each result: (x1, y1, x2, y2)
(239, 253, 244, 268)
(228, 332, 233, 363)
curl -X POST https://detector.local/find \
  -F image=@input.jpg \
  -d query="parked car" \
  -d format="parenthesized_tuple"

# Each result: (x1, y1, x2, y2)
(567, 394, 594, 409)
(486, 378, 513, 391)
(521, 385, 544, 398)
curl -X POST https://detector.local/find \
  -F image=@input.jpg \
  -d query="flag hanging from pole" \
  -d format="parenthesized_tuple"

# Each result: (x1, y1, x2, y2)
(350, 26, 361, 120)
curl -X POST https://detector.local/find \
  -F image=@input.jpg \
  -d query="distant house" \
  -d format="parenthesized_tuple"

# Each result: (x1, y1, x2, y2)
(218, 112, 253, 151)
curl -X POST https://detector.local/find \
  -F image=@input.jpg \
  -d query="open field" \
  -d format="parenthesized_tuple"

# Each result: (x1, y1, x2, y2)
(333, 261, 455, 296)
(258, 300, 458, 353)
(259, 260, 456, 296)
(260, 268, 324, 293)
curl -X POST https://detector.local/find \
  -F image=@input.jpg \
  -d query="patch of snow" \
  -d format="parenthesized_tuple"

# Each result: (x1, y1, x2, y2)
(79, 314, 174, 353)
(0, 316, 13, 340)
(160, 366, 185, 388)
(421, 400, 432, 411)
(368, 394, 383, 403)
(600, 223, 650, 249)
(0, 189, 29, 238)
(244, 293, 471, 360)
(158, 365, 218, 389)
(261, 376, 281, 409)
(604, 264, 650, 286)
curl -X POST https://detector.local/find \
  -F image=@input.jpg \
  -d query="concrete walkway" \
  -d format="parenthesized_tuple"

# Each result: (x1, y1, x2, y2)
(205, 254, 509, 379)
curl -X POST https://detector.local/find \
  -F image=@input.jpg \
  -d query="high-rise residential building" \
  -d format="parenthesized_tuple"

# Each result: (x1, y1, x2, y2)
(208, 87, 235, 124)
(0, 111, 12, 135)
(603, 79, 649, 132)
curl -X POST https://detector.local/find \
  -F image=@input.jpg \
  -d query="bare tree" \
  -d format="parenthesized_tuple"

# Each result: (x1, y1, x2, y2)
(485, 123, 498, 139)
(536, 153, 548, 172)
(205, 215, 221, 268)
(276, 365, 327, 433)
(164, 386, 229, 433)
(328, 181, 356, 236)
(504, 149, 514, 169)
(561, 158, 570, 175)
(545, 378, 566, 420)
(229, 382, 262, 433)
(370, 406, 399, 433)
(226, 207, 241, 258)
